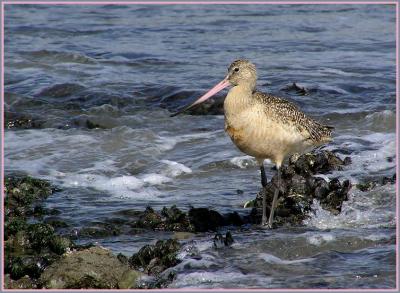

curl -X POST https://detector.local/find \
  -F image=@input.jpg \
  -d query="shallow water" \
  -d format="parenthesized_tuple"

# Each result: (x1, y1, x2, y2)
(4, 4, 397, 289)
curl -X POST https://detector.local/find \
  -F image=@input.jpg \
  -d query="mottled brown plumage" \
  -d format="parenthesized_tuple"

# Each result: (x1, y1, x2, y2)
(252, 91, 333, 143)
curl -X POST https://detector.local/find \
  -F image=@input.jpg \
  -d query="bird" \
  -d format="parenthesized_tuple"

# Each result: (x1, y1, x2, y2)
(171, 59, 333, 228)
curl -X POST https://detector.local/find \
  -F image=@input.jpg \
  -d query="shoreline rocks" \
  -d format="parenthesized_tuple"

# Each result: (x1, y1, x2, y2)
(39, 246, 142, 289)
(5, 149, 378, 288)
(4, 174, 143, 289)
(249, 150, 353, 226)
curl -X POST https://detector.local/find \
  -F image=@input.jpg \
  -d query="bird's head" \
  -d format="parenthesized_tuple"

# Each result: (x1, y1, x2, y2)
(170, 59, 257, 117)
(227, 59, 257, 90)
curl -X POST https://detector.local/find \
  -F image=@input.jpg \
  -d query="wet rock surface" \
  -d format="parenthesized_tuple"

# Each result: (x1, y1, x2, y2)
(251, 150, 353, 226)
(143, 85, 225, 116)
(128, 239, 181, 288)
(40, 246, 142, 289)
(4, 174, 141, 289)
(36, 83, 86, 98)
(5, 110, 45, 129)
(356, 173, 396, 192)
(129, 239, 181, 275)
(110, 206, 244, 234)
(282, 82, 309, 96)
(4, 175, 74, 288)
(213, 231, 234, 249)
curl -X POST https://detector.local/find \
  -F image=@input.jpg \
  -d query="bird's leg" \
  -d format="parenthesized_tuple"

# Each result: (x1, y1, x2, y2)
(260, 164, 267, 188)
(268, 166, 281, 229)
(259, 162, 268, 226)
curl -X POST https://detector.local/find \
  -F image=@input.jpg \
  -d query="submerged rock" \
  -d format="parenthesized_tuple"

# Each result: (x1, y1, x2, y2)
(130, 205, 230, 233)
(129, 239, 181, 277)
(251, 150, 352, 226)
(40, 246, 142, 289)
(282, 82, 309, 96)
(356, 173, 396, 192)
(37, 83, 85, 98)
(188, 208, 225, 232)
(144, 85, 225, 116)
(5, 111, 44, 129)
(213, 231, 234, 249)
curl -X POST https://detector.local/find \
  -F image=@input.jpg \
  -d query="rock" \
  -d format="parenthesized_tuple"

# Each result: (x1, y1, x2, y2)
(118, 205, 244, 234)
(282, 82, 309, 96)
(78, 224, 121, 238)
(37, 83, 85, 98)
(43, 217, 69, 228)
(4, 175, 76, 286)
(160, 205, 194, 231)
(252, 150, 352, 226)
(133, 207, 163, 230)
(320, 179, 351, 215)
(48, 236, 73, 255)
(28, 223, 55, 252)
(5, 253, 57, 281)
(188, 208, 225, 232)
(145, 86, 225, 116)
(29, 206, 61, 218)
(5, 217, 28, 240)
(4, 274, 37, 289)
(173, 232, 195, 240)
(129, 205, 195, 232)
(40, 246, 142, 289)
(213, 231, 234, 248)
(356, 173, 396, 192)
(129, 239, 181, 277)
(5, 111, 44, 129)
(5, 175, 53, 218)
(290, 150, 346, 177)
(185, 95, 224, 116)
(224, 212, 244, 226)
(381, 173, 396, 185)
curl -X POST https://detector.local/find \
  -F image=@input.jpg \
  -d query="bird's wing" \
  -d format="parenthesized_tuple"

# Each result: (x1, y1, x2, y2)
(252, 91, 333, 142)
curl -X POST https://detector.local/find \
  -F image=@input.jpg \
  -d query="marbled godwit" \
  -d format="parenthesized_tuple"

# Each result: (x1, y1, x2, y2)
(171, 60, 333, 228)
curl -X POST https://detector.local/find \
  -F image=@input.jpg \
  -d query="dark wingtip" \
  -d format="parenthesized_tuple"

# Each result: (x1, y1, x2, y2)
(170, 112, 180, 117)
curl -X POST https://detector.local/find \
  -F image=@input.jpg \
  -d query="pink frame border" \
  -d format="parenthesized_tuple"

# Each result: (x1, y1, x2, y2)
(1, 1, 398, 291)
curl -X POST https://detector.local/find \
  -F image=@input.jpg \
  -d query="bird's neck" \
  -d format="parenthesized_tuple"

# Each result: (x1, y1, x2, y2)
(224, 84, 254, 117)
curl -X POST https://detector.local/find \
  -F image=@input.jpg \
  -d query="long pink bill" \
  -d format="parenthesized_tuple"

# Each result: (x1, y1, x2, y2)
(170, 77, 230, 117)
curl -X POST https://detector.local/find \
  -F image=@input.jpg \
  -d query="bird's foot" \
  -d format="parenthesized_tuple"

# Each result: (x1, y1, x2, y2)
(260, 217, 273, 229)
(260, 220, 275, 229)
(261, 213, 267, 224)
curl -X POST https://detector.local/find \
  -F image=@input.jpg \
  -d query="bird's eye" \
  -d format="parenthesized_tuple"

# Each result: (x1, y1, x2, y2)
(234, 67, 239, 72)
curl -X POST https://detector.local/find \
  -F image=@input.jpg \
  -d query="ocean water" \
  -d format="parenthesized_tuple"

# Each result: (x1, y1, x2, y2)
(4, 4, 397, 289)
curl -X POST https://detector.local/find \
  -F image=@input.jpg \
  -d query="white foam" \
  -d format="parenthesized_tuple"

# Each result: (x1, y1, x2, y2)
(304, 184, 396, 229)
(326, 132, 395, 183)
(365, 110, 396, 132)
(229, 156, 259, 169)
(362, 233, 392, 241)
(174, 258, 215, 270)
(305, 233, 336, 246)
(5, 129, 198, 200)
(160, 160, 192, 176)
(259, 253, 315, 265)
(172, 271, 268, 288)
(156, 130, 222, 152)
(319, 67, 359, 77)
(141, 173, 172, 185)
